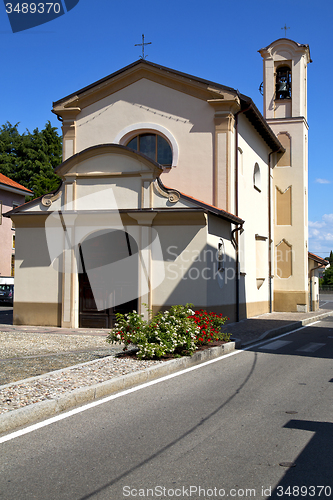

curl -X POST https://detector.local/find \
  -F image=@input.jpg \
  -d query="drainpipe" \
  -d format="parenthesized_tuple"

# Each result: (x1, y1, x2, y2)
(268, 153, 272, 313)
(232, 224, 244, 322)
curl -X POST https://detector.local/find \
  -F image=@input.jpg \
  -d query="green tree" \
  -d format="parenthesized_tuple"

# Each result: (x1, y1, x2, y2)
(324, 250, 333, 267)
(322, 266, 333, 286)
(0, 122, 21, 178)
(322, 251, 333, 286)
(0, 121, 62, 199)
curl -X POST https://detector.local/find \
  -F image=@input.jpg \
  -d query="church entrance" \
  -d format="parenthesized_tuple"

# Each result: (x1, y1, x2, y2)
(78, 229, 139, 328)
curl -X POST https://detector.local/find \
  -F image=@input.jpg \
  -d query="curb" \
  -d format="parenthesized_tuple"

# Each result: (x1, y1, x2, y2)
(0, 342, 235, 435)
(241, 310, 333, 347)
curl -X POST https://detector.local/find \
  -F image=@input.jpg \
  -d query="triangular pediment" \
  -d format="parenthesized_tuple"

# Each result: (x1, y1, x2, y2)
(52, 60, 239, 118)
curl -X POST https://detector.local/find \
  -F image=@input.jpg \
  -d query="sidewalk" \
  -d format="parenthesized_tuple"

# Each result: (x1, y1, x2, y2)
(222, 308, 333, 347)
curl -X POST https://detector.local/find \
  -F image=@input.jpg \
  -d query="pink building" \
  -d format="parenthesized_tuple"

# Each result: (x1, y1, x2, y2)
(0, 173, 32, 277)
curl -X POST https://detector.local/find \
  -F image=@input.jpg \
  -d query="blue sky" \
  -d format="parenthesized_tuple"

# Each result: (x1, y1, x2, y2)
(1, 0, 332, 257)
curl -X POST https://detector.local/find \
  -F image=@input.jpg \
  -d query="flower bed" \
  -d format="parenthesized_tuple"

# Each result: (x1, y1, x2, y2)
(106, 304, 230, 360)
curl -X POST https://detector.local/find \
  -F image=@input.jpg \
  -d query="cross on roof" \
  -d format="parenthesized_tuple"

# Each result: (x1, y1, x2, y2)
(281, 24, 290, 37)
(135, 34, 152, 59)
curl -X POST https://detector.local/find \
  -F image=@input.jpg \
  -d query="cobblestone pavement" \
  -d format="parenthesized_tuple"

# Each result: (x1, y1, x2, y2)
(0, 330, 121, 385)
(0, 330, 163, 415)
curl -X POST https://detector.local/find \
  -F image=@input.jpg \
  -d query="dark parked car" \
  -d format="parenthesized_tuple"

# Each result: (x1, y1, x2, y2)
(0, 284, 14, 305)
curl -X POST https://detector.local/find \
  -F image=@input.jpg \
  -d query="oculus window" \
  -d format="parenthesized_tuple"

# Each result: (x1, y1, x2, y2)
(127, 133, 172, 167)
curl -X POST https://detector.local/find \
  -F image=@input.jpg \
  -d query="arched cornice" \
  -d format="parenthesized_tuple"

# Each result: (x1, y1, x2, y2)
(259, 38, 311, 64)
(55, 143, 164, 177)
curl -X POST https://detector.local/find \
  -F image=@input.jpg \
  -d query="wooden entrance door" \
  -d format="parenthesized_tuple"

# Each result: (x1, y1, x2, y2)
(78, 230, 138, 328)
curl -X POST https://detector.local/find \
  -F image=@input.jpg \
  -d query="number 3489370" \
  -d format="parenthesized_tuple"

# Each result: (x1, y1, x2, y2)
(5, 3, 61, 14)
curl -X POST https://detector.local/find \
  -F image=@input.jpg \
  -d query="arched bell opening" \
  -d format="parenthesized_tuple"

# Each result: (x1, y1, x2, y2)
(275, 66, 292, 100)
(78, 229, 139, 328)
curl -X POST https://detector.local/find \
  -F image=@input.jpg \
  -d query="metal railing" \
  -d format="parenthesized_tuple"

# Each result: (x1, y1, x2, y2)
(319, 285, 333, 292)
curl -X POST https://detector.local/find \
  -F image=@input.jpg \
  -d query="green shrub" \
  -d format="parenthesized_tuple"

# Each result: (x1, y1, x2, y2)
(107, 304, 231, 360)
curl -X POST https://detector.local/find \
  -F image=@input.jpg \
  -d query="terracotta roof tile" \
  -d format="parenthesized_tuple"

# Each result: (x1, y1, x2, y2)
(0, 173, 33, 194)
(162, 182, 244, 224)
(308, 252, 329, 266)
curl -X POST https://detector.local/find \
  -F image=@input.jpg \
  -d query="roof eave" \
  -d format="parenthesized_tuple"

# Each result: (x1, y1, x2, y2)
(0, 182, 33, 196)
(53, 59, 240, 110)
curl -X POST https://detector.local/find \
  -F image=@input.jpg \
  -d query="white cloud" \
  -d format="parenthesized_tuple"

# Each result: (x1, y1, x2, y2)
(309, 214, 333, 253)
(315, 178, 331, 184)
(323, 214, 333, 223)
(309, 220, 326, 229)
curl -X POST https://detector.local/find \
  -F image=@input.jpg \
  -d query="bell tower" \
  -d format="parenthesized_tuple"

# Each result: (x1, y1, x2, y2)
(259, 39, 312, 312)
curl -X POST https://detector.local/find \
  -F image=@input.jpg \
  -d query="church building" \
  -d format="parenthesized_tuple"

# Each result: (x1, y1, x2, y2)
(7, 38, 313, 328)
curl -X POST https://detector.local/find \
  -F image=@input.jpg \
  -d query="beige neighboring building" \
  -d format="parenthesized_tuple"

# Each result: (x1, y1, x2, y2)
(6, 38, 314, 327)
(0, 173, 32, 277)
(308, 253, 329, 312)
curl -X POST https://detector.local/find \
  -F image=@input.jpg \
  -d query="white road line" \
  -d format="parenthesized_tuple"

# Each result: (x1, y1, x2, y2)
(0, 320, 322, 444)
(296, 342, 326, 353)
(259, 340, 293, 350)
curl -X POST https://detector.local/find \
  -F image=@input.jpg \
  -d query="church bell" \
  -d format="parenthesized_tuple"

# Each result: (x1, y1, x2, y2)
(277, 78, 288, 93)
(275, 66, 291, 99)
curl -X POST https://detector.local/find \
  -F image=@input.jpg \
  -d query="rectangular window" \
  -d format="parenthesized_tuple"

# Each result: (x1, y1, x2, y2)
(0, 201, 2, 225)
(12, 234, 15, 249)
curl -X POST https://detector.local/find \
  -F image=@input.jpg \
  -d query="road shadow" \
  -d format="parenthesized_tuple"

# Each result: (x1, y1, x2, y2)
(270, 420, 333, 499)
(245, 318, 333, 360)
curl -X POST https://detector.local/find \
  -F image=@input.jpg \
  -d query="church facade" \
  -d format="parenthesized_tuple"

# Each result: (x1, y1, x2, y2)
(7, 38, 313, 327)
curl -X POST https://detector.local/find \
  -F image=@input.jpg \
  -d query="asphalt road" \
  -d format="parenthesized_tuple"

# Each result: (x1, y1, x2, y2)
(1, 317, 333, 500)
(319, 293, 333, 310)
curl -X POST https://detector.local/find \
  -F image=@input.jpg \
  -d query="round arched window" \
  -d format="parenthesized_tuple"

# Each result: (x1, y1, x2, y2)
(126, 133, 172, 167)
